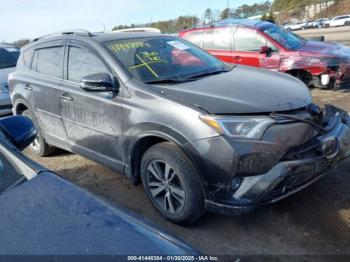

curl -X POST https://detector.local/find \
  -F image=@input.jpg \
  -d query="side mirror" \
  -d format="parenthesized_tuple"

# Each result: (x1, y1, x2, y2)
(80, 73, 119, 93)
(260, 46, 273, 55)
(0, 116, 37, 151)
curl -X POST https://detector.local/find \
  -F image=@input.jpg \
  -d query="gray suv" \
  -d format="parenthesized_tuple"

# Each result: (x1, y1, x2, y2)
(9, 30, 350, 224)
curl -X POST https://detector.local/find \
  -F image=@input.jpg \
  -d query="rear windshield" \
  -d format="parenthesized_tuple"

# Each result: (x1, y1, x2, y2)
(263, 25, 305, 50)
(0, 47, 20, 69)
(104, 37, 227, 83)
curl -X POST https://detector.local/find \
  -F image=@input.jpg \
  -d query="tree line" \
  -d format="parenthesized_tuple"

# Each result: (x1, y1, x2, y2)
(112, 1, 273, 33)
(272, 0, 339, 12)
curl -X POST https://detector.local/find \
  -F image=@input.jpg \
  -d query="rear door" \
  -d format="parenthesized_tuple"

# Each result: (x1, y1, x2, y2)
(60, 40, 124, 170)
(202, 28, 234, 64)
(232, 27, 280, 70)
(30, 41, 68, 142)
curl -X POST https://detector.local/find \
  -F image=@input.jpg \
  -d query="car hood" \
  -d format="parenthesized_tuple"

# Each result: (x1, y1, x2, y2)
(0, 172, 198, 255)
(153, 65, 312, 114)
(298, 41, 350, 58)
(0, 67, 15, 85)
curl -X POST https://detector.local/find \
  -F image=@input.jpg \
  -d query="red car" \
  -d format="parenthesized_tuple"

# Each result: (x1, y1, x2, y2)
(179, 19, 350, 90)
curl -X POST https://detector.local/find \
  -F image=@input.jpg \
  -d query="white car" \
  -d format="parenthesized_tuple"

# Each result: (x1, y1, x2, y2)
(284, 21, 308, 31)
(0, 44, 19, 116)
(326, 15, 350, 27)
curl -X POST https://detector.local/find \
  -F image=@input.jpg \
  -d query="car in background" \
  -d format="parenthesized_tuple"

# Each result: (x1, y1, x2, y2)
(284, 21, 308, 31)
(313, 18, 329, 28)
(305, 20, 315, 29)
(325, 15, 350, 27)
(0, 44, 19, 116)
(9, 30, 350, 224)
(180, 19, 350, 90)
(0, 115, 198, 255)
(282, 23, 292, 30)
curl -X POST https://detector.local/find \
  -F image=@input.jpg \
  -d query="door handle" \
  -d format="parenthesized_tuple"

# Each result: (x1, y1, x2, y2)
(234, 56, 242, 60)
(59, 93, 73, 102)
(24, 84, 32, 91)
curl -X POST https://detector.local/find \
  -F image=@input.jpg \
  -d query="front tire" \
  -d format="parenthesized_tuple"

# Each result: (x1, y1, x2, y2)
(141, 142, 205, 225)
(22, 109, 55, 157)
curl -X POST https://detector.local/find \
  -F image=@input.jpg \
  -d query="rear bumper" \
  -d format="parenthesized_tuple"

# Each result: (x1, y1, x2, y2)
(205, 107, 350, 215)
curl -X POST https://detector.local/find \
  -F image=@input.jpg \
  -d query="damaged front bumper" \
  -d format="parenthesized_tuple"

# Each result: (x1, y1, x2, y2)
(204, 106, 350, 215)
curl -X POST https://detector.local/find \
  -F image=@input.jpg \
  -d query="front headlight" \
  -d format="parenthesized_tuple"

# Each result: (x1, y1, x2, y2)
(0, 84, 9, 93)
(199, 115, 276, 139)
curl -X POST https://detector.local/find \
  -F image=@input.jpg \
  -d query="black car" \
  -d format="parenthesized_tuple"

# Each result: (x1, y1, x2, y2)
(9, 30, 350, 224)
(0, 115, 198, 255)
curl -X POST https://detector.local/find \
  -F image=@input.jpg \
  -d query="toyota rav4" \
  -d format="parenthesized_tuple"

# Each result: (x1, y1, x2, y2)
(9, 30, 350, 224)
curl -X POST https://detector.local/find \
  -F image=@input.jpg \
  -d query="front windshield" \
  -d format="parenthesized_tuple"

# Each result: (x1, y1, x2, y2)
(104, 37, 228, 83)
(263, 25, 305, 50)
(0, 47, 20, 69)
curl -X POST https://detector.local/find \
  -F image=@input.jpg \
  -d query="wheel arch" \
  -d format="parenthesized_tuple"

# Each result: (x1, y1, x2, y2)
(12, 97, 31, 115)
(126, 128, 204, 186)
(286, 69, 314, 86)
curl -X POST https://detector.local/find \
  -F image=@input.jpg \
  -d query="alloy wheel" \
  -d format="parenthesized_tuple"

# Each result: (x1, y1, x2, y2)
(146, 160, 186, 214)
(30, 136, 40, 152)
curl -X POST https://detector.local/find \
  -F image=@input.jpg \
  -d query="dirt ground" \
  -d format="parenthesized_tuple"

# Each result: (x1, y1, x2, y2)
(25, 89, 350, 255)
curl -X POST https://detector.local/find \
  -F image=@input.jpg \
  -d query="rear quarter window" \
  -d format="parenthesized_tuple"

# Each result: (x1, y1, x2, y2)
(23, 48, 34, 68)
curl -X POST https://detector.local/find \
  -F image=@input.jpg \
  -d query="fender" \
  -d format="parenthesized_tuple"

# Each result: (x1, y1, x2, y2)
(124, 123, 206, 185)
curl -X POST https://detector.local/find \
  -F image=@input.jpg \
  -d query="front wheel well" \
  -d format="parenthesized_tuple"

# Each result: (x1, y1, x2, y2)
(287, 69, 313, 86)
(130, 136, 168, 184)
(14, 102, 29, 115)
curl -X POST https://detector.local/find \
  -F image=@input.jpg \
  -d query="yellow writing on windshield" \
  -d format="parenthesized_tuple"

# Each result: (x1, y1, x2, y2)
(135, 53, 159, 78)
(140, 51, 161, 62)
(108, 41, 151, 53)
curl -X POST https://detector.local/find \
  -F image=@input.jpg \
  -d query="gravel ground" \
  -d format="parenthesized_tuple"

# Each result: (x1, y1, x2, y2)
(25, 89, 350, 256)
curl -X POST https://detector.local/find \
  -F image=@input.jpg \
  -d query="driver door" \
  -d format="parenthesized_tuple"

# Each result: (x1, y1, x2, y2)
(60, 41, 124, 170)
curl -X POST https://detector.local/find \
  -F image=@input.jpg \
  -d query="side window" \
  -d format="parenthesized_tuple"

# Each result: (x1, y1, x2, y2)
(203, 29, 231, 51)
(336, 16, 346, 20)
(33, 46, 64, 78)
(183, 31, 203, 47)
(234, 28, 270, 52)
(0, 152, 23, 194)
(68, 46, 109, 82)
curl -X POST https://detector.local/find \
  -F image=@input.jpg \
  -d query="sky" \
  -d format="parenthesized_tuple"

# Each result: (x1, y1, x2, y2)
(0, 0, 258, 42)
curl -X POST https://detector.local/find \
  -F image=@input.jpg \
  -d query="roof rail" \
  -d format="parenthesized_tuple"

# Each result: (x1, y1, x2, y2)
(31, 29, 92, 42)
(114, 27, 162, 33)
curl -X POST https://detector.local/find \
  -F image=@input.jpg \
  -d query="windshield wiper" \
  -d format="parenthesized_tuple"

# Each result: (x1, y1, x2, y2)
(145, 79, 185, 85)
(184, 69, 231, 81)
(145, 69, 231, 85)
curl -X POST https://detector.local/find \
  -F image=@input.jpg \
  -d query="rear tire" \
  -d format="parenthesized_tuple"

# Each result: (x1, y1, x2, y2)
(22, 109, 55, 157)
(141, 142, 205, 225)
